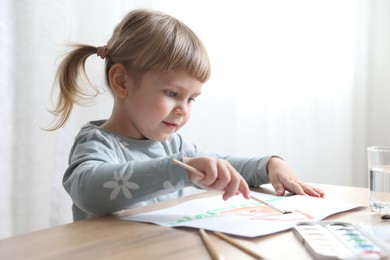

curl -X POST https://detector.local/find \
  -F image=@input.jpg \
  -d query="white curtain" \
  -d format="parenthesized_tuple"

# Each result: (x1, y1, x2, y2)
(1, 0, 389, 239)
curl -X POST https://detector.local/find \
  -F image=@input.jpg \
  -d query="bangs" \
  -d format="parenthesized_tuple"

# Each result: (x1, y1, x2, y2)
(161, 26, 211, 83)
(131, 17, 211, 83)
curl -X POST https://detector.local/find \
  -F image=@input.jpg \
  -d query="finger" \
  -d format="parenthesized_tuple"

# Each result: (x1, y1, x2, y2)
(270, 179, 286, 196)
(222, 175, 240, 201)
(207, 160, 231, 190)
(238, 178, 250, 199)
(314, 187, 325, 197)
(298, 181, 325, 197)
(286, 179, 306, 195)
(308, 184, 325, 197)
(273, 175, 306, 196)
(209, 178, 229, 191)
(187, 171, 204, 183)
(210, 161, 239, 199)
(226, 163, 250, 199)
(208, 174, 230, 191)
(201, 162, 218, 186)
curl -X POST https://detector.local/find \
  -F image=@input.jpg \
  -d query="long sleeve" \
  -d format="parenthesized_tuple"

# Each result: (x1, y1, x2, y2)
(63, 123, 192, 220)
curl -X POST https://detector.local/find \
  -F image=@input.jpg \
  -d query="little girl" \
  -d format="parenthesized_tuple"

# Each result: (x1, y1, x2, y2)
(49, 8, 324, 221)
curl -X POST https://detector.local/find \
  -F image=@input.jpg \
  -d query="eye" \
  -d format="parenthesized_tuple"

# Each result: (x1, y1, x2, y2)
(165, 90, 177, 98)
(188, 97, 196, 103)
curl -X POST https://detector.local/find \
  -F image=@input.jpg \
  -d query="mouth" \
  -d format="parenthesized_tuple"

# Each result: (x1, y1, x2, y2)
(163, 121, 178, 129)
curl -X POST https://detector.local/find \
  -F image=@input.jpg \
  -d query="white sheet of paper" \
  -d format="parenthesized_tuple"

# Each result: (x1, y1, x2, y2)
(122, 191, 361, 237)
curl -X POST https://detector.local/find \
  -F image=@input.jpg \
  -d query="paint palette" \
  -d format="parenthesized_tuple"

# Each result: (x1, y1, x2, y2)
(293, 222, 389, 259)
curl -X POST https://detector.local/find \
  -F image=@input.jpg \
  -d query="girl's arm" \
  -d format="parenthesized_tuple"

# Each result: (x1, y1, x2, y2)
(63, 130, 193, 218)
(63, 154, 191, 217)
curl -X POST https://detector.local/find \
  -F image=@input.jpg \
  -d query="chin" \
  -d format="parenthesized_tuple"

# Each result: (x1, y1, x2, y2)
(148, 134, 171, 142)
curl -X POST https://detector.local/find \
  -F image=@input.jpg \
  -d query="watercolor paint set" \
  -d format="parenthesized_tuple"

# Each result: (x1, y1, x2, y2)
(293, 221, 389, 259)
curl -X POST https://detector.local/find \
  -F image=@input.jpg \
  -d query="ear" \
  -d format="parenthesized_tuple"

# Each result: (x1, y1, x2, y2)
(108, 64, 132, 99)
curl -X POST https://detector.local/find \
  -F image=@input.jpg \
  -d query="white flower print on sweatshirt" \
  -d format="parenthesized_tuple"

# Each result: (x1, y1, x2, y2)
(103, 165, 139, 200)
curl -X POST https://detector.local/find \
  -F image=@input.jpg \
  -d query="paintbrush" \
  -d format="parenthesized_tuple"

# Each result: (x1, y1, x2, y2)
(250, 195, 292, 214)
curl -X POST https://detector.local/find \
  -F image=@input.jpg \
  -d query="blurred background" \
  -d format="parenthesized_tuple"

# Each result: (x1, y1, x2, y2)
(1, 0, 389, 238)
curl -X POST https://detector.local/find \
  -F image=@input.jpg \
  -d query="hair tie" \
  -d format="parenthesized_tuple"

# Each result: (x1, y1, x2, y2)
(97, 45, 110, 59)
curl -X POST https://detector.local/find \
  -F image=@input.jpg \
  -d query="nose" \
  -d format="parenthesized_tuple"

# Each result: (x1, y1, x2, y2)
(173, 102, 190, 117)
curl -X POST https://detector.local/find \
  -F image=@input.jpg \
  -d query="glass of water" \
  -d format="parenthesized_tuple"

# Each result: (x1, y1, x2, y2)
(367, 146, 390, 212)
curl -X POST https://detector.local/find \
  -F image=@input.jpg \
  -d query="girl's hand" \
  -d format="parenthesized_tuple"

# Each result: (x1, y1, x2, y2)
(267, 157, 325, 197)
(183, 157, 251, 201)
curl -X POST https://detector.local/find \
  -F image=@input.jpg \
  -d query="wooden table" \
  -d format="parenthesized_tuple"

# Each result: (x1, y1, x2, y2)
(0, 184, 388, 259)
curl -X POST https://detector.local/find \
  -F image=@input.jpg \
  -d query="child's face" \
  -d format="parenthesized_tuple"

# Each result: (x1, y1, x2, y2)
(121, 70, 203, 141)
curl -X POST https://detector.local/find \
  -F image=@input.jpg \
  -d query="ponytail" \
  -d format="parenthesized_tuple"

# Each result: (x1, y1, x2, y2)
(47, 9, 211, 131)
(47, 44, 101, 130)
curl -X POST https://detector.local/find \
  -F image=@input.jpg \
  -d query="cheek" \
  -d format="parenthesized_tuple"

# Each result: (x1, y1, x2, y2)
(143, 99, 173, 120)
(153, 99, 172, 112)
(181, 107, 192, 125)
(186, 104, 193, 117)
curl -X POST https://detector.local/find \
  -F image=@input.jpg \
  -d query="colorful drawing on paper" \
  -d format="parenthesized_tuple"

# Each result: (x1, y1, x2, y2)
(123, 191, 361, 237)
(220, 205, 314, 221)
(169, 201, 313, 225)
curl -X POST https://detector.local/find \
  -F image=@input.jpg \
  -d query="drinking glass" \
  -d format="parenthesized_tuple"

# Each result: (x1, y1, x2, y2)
(367, 146, 390, 212)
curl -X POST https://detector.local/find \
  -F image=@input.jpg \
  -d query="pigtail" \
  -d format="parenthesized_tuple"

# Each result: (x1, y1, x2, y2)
(46, 44, 100, 130)
(46, 9, 211, 131)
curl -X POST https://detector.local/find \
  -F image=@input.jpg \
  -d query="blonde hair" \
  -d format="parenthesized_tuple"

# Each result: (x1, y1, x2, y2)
(48, 9, 211, 130)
